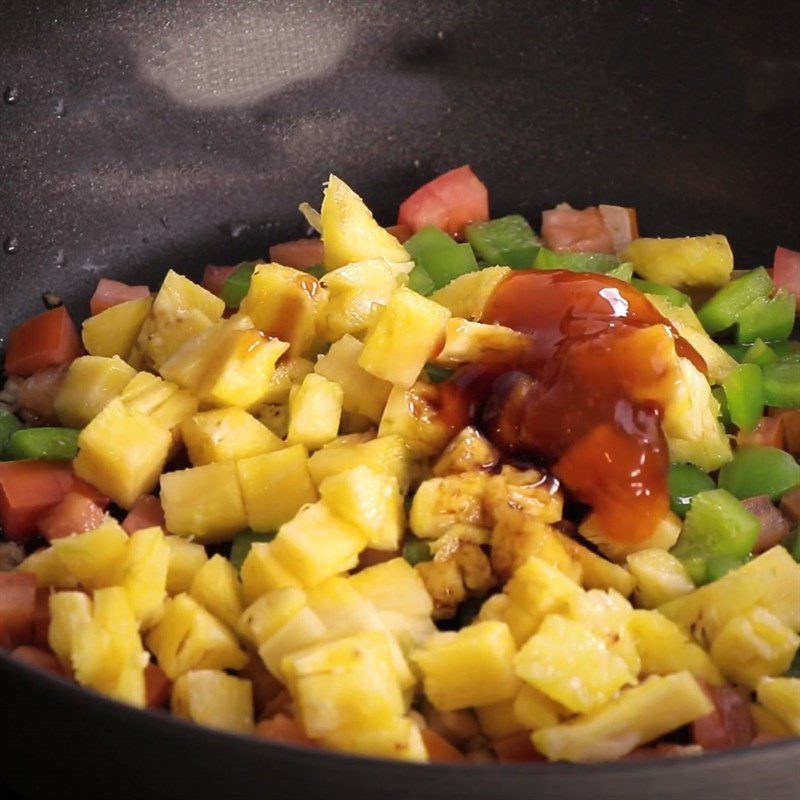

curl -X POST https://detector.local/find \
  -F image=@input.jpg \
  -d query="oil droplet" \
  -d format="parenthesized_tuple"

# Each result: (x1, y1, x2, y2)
(3, 87, 19, 105)
(54, 99, 67, 117)
(3, 236, 20, 254)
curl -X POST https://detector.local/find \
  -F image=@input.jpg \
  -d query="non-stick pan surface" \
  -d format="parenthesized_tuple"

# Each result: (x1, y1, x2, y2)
(1, 1, 799, 798)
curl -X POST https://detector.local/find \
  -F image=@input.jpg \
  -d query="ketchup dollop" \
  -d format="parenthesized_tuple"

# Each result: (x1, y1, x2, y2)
(439, 270, 705, 543)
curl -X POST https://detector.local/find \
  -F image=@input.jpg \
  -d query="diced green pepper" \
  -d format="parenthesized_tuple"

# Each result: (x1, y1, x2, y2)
(632, 279, 691, 307)
(424, 364, 453, 383)
(403, 535, 432, 566)
(722, 363, 764, 432)
(718, 446, 800, 500)
(762, 362, 800, 408)
(406, 264, 436, 296)
(696, 267, 773, 335)
(784, 526, 800, 563)
(671, 488, 759, 585)
(705, 554, 745, 583)
(0, 409, 22, 455)
(742, 338, 779, 367)
(711, 386, 732, 427)
(533, 247, 620, 273)
(736, 289, 796, 344)
(5, 427, 80, 461)
(668, 463, 716, 518)
(404, 226, 454, 261)
(606, 263, 634, 282)
(220, 261, 258, 308)
(405, 226, 479, 290)
(230, 531, 276, 571)
(466, 215, 541, 270)
(724, 340, 800, 364)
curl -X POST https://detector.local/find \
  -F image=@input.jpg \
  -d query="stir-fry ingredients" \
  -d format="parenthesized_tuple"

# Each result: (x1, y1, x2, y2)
(0, 168, 798, 766)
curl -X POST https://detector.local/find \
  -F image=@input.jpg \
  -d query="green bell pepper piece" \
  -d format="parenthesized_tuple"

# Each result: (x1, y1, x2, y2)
(784, 526, 800, 563)
(404, 226, 454, 260)
(762, 362, 800, 408)
(405, 226, 478, 290)
(671, 488, 759, 585)
(606, 263, 634, 282)
(736, 289, 796, 344)
(632, 279, 691, 307)
(742, 338, 779, 367)
(0, 409, 22, 455)
(424, 364, 453, 383)
(402, 535, 432, 566)
(705, 554, 745, 582)
(465, 215, 541, 270)
(407, 264, 436, 296)
(718, 446, 800, 500)
(220, 261, 258, 308)
(230, 531, 276, 571)
(5, 427, 80, 461)
(668, 463, 716, 518)
(711, 386, 732, 427)
(724, 340, 800, 364)
(722, 363, 764, 432)
(533, 247, 620, 273)
(697, 267, 773, 335)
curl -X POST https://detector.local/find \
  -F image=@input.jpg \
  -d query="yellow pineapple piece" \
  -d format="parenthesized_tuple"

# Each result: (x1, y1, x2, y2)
(308, 434, 412, 492)
(476, 697, 526, 739)
(236, 445, 318, 533)
(82, 296, 153, 360)
(322, 717, 427, 762)
(513, 684, 565, 731)
(756, 677, 800, 734)
(146, 593, 248, 679)
(160, 462, 247, 543)
(432, 426, 498, 476)
(18, 547, 79, 589)
(626, 548, 695, 608)
(240, 543, 302, 605)
(580, 511, 682, 562)
(378, 382, 453, 458)
(349, 558, 433, 619)
(432, 318, 529, 368)
(622, 235, 733, 288)
(48, 590, 92, 668)
(131, 270, 224, 370)
(555, 533, 636, 597)
(74, 399, 172, 508)
(240, 263, 327, 356)
(258, 605, 328, 680)
(256, 403, 290, 439)
(54, 355, 137, 428)
(190, 554, 244, 631)
(359, 288, 451, 388)
(710, 606, 800, 688)
(478, 593, 512, 623)
(181, 407, 283, 466)
(410, 472, 490, 540)
(50, 519, 128, 588)
(484, 466, 563, 528)
(314, 334, 392, 423)
(165, 536, 208, 595)
(750, 702, 793, 738)
(533, 672, 713, 763)
(271, 501, 368, 588)
(172, 670, 254, 734)
(260, 357, 314, 404)
(412, 621, 519, 711)
(514, 615, 634, 714)
(119, 526, 169, 625)
(286, 373, 343, 450)
(318, 466, 403, 550)
(430, 266, 510, 320)
(628, 609, 724, 686)
(120, 371, 177, 415)
(321, 175, 410, 270)
(238, 586, 307, 645)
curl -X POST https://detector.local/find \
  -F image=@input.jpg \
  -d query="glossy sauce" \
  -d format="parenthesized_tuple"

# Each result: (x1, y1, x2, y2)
(439, 270, 705, 543)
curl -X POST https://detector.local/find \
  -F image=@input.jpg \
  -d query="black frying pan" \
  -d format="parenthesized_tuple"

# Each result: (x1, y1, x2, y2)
(1, 1, 799, 798)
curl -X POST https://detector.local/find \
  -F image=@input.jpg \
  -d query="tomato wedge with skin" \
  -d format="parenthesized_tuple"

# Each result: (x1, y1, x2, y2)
(15, 364, 69, 425)
(599, 205, 639, 253)
(4, 306, 83, 377)
(398, 166, 489, 240)
(0, 572, 37, 646)
(692, 683, 754, 749)
(269, 238, 324, 270)
(201, 265, 237, 297)
(541, 203, 615, 254)
(37, 492, 107, 541)
(122, 494, 165, 534)
(255, 714, 317, 747)
(773, 246, 800, 310)
(89, 279, 150, 315)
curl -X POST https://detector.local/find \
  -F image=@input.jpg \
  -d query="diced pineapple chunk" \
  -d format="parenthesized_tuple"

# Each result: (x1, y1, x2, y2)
(181, 408, 283, 466)
(54, 355, 137, 428)
(146, 593, 248, 679)
(410, 472, 490, 540)
(260, 357, 314, 404)
(710, 606, 800, 688)
(236, 445, 318, 533)
(256, 403, 290, 439)
(359, 288, 451, 388)
(756, 677, 800, 734)
(131, 270, 225, 370)
(190, 554, 244, 631)
(18, 547, 79, 589)
(515, 615, 634, 714)
(476, 697, 525, 739)
(82, 296, 153, 360)
(258, 605, 328, 680)
(314, 335, 392, 423)
(378, 382, 453, 458)
(308, 434, 412, 492)
(319, 466, 403, 551)
(172, 670, 254, 733)
(322, 717, 427, 762)
(412, 621, 519, 711)
(749, 702, 793, 738)
(240, 543, 302, 605)
(626, 548, 695, 608)
(119, 526, 169, 625)
(622, 235, 733, 288)
(240, 264, 327, 356)
(432, 319, 529, 368)
(513, 684, 565, 731)
(484, 466, 563, 527)
(628, 609, 723, 685)
(433, 426, 498, 476)
(286, 373, 343, 450)
(533, 672, 714, 763)
(430, 267, 511, 320)
(239, 586, 308, 645)
(74, 398, 172, 508)
(579, 511, 682, 562)
(160, 462, 247, 543)
(271, 501, 368, 588)
(165, 536, 209, 595)
(349, 559, 433, 619)
(321, 175, 410, 270)
(48, 591, 92, 668)
(50, 519, 128, 588)
(554, 532, 636, 597)
(120, 371, 177, 415)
